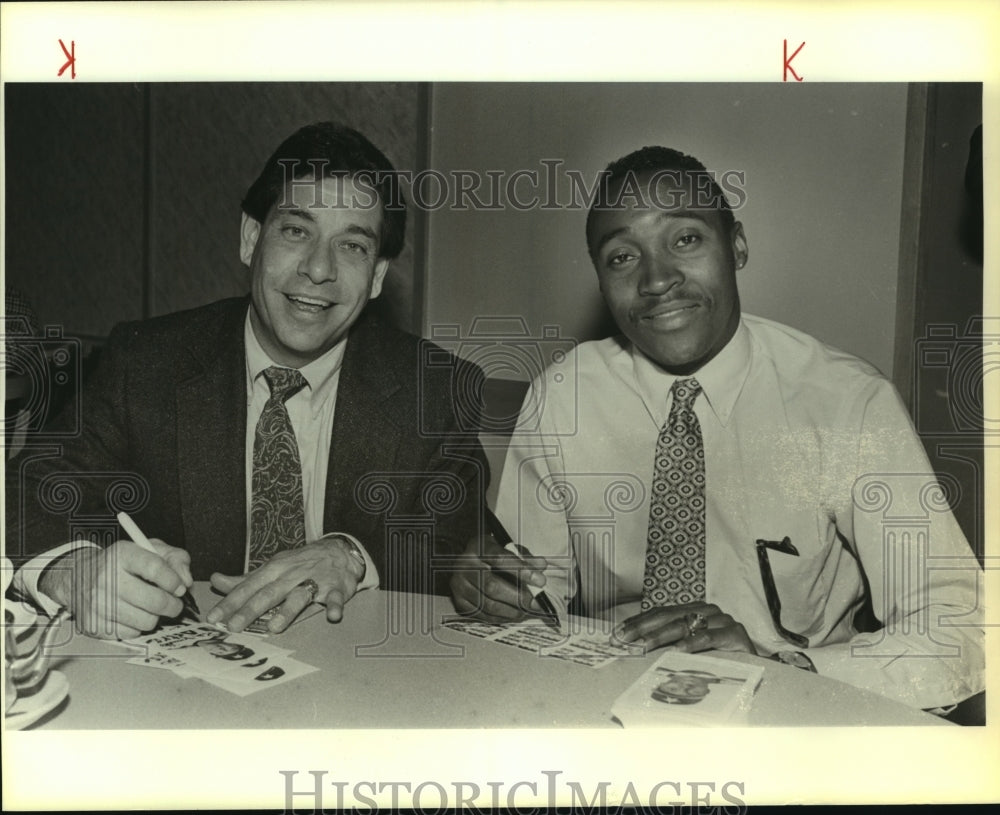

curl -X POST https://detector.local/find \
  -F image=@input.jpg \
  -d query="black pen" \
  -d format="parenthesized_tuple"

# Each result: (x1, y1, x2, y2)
(117, 511, 201, 621)
(484, 508, 561, 628)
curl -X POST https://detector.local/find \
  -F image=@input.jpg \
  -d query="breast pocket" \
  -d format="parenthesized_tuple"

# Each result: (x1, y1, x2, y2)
(754, 527, 834, 644)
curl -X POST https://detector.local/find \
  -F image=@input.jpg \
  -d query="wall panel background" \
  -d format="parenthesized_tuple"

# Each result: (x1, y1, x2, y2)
(426, 83, 908, 379)
(5, 82, 422, 339)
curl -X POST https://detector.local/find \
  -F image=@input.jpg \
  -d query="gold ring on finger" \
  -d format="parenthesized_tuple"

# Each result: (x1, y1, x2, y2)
(297, 578, 320, 604)
(684, 611, 708, 638)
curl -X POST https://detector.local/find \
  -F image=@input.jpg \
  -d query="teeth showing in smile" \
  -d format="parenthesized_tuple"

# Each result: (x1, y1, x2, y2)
(286, 294, 332, 310)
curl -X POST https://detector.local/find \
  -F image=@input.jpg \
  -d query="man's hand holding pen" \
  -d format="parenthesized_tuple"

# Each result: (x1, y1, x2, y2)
(450, 510, 559, 627)
(37, 538, 194, 640)
(451, 536, 551, 623)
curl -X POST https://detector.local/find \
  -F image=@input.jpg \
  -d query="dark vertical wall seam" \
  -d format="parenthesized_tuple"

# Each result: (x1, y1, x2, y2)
(413, 81, 431, 336)
(142, 83, 155, 320)
(892, 82, 929, 411)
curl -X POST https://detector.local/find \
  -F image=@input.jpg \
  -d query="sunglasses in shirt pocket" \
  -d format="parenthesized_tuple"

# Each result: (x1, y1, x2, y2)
(754, 534, 833, 648)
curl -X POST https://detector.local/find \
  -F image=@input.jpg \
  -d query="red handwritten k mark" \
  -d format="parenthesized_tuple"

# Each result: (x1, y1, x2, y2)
(783, 39, 804, 82)
(58, 39, 76, 79)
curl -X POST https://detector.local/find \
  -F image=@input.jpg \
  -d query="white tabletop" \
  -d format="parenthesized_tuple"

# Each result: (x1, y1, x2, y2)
(26, 584, 951, 729)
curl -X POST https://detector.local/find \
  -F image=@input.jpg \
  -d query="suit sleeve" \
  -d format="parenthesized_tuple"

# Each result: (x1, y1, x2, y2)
(419, 355, 490, 596)
(361, 347, 490, 597)
(5, 322, 139, 567)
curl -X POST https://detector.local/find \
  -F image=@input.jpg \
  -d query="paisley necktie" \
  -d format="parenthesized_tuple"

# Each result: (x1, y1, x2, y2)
(248, 366, 308, 570)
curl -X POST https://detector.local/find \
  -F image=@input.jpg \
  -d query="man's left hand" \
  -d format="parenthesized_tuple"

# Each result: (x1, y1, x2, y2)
(207, 538, 365, 633)
(613, 602, 757, 655)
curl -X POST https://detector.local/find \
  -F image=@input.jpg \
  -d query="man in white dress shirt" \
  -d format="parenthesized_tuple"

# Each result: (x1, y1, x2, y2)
(451, 146, 984, 713)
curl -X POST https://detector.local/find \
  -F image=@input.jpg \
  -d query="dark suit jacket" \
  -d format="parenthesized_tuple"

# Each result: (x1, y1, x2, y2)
(7, 297, 487, 595)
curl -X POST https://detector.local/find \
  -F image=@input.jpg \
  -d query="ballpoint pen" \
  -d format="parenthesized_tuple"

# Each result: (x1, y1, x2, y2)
(483, 507, 560, 629)
(116, 511, 201, 622)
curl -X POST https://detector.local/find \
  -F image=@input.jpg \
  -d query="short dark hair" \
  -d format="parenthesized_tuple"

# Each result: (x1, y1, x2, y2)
(242, 122, 406, 260)
(585, 145, 735, 253)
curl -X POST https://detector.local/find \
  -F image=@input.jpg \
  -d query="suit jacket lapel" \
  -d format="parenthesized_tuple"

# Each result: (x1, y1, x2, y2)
(325, 311, 404, 570)
(176, 299, 249, 577)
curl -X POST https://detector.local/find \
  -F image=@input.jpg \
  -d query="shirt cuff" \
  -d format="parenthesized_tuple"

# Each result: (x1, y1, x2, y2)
(319, 532, 379, 591)
(11, 540, 101, 618)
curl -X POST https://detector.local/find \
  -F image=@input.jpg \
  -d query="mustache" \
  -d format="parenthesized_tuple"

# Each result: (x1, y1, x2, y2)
(635, 295, 706, 320)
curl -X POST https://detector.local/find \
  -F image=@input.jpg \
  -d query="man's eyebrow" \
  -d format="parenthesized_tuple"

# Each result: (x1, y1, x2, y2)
(593, 225, 632, 255)
(344, 224, 378, 242)
(592, 209, 710, 255)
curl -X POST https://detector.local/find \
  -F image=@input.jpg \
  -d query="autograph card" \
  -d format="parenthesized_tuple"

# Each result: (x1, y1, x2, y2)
(192, 658, 319, 697)
(611, 651, 765, 727)
(122, 623, 314, 695)
(440, 617, 641, 668)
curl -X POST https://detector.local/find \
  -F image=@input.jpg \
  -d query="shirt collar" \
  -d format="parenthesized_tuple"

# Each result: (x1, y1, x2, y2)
(631, 318, 751, 427)
(244, 308, 347, 416)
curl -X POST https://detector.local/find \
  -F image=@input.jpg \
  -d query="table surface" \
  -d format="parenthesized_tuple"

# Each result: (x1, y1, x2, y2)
(23, 584, 951, 729)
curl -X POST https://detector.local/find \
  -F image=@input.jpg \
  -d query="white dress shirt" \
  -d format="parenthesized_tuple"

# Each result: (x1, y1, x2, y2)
(494, 314, 984, 709)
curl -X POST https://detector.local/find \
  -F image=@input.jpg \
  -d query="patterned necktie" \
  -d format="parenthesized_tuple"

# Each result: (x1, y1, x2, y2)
(642, 377, 706, 610)
(248, 366, 308, 571)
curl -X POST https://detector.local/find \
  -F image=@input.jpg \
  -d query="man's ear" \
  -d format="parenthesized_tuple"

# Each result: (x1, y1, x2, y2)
(731, 221, 749, 270)
(368, 258, 390, 299)
(239, 213, 262, 266)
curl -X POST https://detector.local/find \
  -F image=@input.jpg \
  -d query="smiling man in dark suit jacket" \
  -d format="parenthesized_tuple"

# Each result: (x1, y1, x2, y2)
(7, 122, 486, 640)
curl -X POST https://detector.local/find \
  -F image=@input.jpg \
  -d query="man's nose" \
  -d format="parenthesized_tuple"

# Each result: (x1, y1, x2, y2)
(300, 241, 338, 284)
(637, 252, 683, 295)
